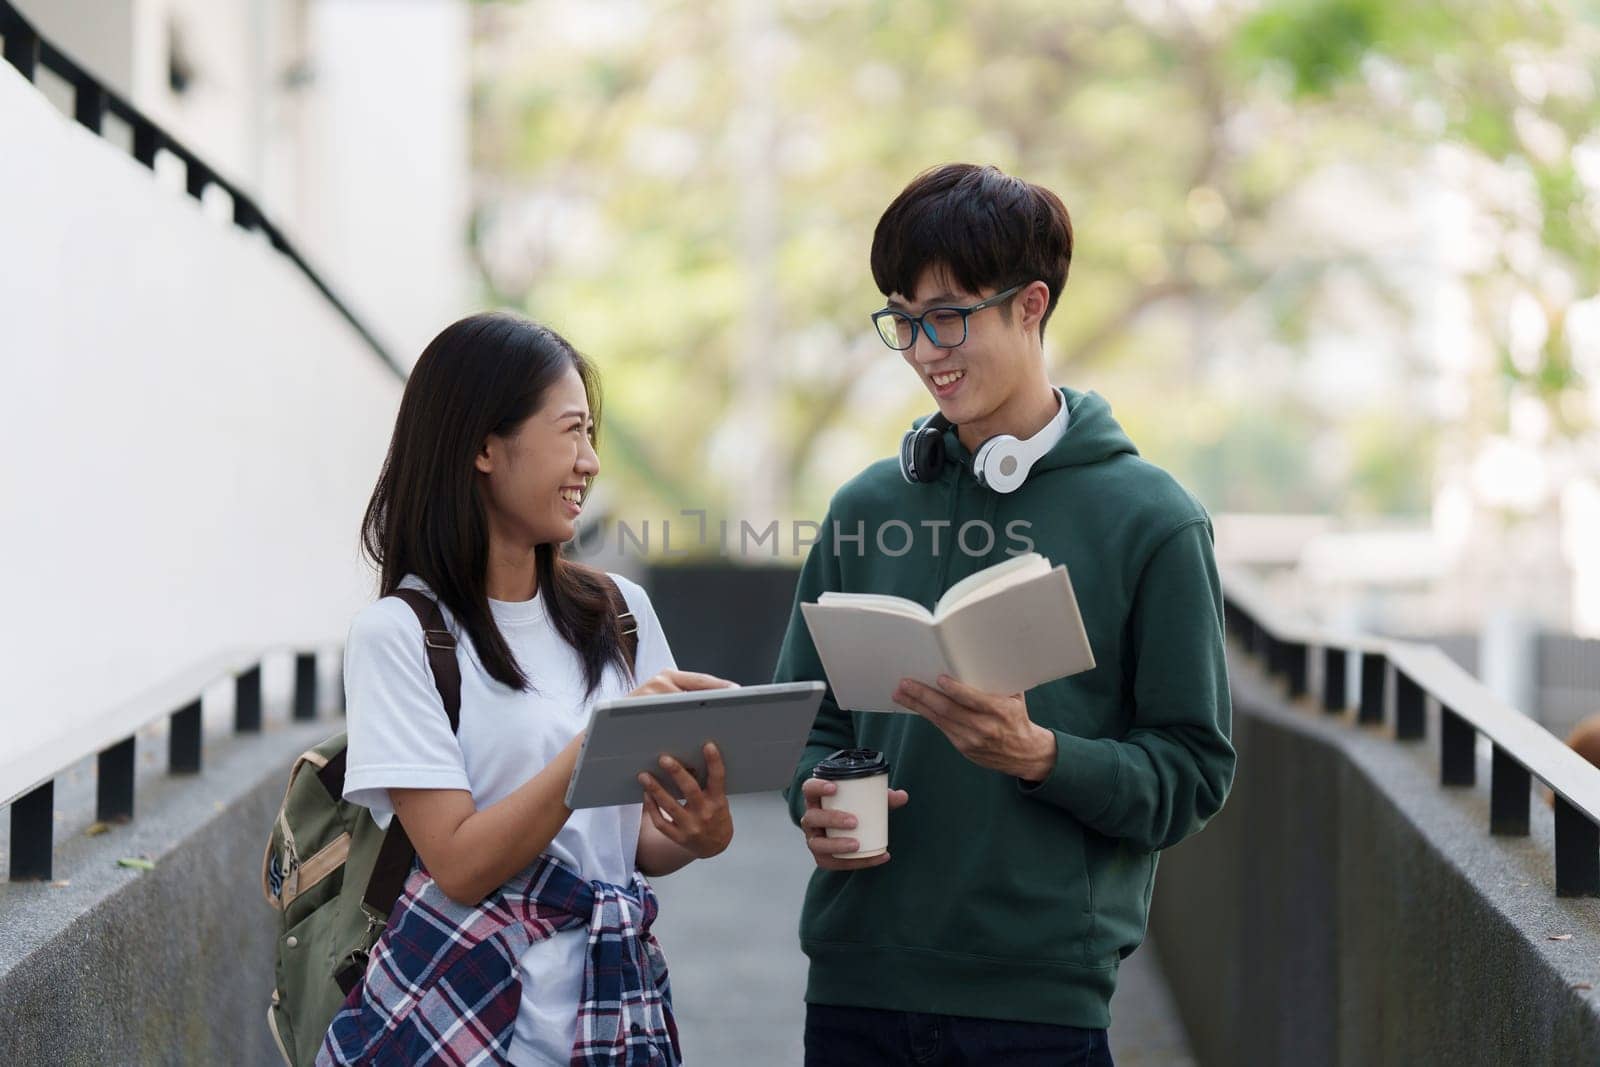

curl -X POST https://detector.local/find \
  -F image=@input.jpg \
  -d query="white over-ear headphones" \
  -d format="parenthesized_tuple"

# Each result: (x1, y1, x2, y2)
(972, 390, 1068, 493)
(900, 390, 1068, 494)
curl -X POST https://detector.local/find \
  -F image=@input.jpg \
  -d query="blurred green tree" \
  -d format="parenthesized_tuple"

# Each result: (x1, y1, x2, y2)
(468, 0, 1599, 554)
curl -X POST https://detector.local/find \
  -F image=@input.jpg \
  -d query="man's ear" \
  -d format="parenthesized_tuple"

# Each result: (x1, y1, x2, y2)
(1019, 280, 1050, 331)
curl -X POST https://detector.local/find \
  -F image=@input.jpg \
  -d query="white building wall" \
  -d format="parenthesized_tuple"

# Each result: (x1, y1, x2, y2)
(301, 0, 472, 364)
(8, 0, 138, 95)
(9, 0, 471, 368)
(0, 60, 402, 767)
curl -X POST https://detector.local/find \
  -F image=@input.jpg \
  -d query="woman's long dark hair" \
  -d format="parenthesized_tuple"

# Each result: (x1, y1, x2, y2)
(360, 311, 632, 697)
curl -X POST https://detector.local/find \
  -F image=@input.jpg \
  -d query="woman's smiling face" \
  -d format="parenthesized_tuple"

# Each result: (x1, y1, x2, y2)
(474, 363, 599, 548)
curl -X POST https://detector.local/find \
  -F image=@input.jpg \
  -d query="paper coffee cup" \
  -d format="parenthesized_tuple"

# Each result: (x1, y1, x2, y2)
(814, 748, 890, 860)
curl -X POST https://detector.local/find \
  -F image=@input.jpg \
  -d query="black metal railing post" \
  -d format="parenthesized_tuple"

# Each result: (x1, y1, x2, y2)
(72, 79, 106, 133)
(1359, 652, 1386, 725)
(185, 158, 210, 202)
(1490, 746, 1530, 836)
(132, 120, 159, 168)
(0, 8, 38, 83)
(8, 781, 53, 881)
(235, 664, 262, 733)
(1322, 646, 1348, 713)
(1286, 640, 1309, 699)
(1440, 709, 1475, 786)
(233, 194, 259, 232)
(95, 736, 136, 822)
(169, 698, 202, 774)
(1554, 797, 1600, 897)
(1395, 671, 1425, 740)
(293, 652, 318, 721)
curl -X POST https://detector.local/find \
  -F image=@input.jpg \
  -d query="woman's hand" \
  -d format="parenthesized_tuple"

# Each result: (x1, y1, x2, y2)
(630, 668, 736, 699)
(638, 742, 734, 860)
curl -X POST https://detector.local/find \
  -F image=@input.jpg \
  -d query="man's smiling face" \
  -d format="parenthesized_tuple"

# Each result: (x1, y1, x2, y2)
(890, 265, 1034, 430)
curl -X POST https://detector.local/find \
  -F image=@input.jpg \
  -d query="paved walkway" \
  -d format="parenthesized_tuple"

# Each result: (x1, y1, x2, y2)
(651, 793, 1197, 1065)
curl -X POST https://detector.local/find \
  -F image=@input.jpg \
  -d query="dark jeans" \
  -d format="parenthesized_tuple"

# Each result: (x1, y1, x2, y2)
(804, 1003, 1114, 1067)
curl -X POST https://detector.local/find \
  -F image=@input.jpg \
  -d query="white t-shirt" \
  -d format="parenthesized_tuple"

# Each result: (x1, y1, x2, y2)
(342, 571, 674, 1067)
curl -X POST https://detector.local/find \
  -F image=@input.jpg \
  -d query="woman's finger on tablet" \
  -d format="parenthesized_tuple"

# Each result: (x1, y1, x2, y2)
(644, 796, 686, 845)
(657, 755, 703, 802)
(702, 743, 727, 799)
(663, 670, 737, 691)
(639, 771, 684, 813)
(630, 674, 680, 697)
(636, 771, 681, 825)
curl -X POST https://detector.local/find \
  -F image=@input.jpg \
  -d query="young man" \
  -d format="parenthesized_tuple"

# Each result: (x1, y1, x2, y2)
(774, 163, 1236, 1066)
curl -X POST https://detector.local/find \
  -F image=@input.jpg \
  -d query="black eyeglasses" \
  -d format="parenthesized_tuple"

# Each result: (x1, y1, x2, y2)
(870, 283, 1026, 351)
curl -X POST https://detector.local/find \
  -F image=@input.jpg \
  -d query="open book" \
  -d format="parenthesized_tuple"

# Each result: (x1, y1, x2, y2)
(800, 553, 1095, 713)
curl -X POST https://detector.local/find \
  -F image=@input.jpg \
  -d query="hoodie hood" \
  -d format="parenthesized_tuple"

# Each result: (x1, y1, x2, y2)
(911, 386, 1138, 475)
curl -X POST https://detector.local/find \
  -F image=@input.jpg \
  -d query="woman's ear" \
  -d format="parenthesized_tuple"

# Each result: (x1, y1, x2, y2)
(474, 437, 496, 475)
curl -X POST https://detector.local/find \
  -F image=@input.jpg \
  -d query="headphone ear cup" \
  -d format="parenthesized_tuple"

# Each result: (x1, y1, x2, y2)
(899, 424, 946, 484)
(899, 427, 921, 484)
(973, 434, 1029, 494)
(917, 429, 945, 483)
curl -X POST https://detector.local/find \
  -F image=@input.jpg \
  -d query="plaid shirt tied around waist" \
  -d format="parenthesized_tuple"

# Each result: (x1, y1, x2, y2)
(318, 854, 680, 1066)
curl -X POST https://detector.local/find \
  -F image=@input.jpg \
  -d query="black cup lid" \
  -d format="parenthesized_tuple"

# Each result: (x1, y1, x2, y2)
(813, 748, 889, 780)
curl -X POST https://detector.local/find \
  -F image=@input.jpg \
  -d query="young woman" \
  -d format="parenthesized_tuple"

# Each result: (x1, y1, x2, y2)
(321, 311, 734, 1066)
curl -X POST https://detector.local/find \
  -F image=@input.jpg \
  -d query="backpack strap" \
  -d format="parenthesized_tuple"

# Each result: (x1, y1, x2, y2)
(312, 588, 461, 807)
(355, 589, 463, 955)
(387, 588, 462, 730)
(602, 574, 639, 674)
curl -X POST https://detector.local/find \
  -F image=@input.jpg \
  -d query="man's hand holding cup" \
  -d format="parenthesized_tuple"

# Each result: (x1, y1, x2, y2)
(800, 749, 909, 870)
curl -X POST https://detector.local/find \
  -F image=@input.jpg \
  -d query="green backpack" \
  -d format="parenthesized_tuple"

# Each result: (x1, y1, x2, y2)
(261, 583, 637, 1065)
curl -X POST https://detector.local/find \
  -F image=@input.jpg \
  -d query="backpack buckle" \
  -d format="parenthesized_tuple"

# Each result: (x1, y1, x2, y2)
(424, 628, 456, 651)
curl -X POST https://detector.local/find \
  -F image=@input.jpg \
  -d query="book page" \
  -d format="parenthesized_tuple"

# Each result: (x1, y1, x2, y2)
(818, 591, 935, 623)
(934, 566, 1096, 694)
(801, 602, 953, 712)
(932, 552, 1050, 618)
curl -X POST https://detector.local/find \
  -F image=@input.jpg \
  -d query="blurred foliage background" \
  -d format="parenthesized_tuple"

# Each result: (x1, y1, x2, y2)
(465, 0, 1600, 548)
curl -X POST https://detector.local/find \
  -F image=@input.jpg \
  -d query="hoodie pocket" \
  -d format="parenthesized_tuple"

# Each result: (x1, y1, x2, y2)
(1083, 829, 1156, 962)
(950, 811, 1097, 966)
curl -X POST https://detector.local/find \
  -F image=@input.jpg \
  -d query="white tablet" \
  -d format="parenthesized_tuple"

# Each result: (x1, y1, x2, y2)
(564, 681, 826, 810)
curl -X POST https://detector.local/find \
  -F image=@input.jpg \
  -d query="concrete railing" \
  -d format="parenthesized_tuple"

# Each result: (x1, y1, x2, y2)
(0, 663, 344, 1066)
(1147, 567, 1600, 1064)
(2, 646, 338, 883)
(1222, 568, 1600, 897)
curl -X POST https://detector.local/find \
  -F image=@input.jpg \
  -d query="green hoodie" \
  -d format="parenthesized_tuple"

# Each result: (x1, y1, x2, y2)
(775, 386, 1235, 1029)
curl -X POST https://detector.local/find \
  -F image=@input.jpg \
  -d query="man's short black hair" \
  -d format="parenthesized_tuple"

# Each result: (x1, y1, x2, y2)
(870, 163, 1073, 338)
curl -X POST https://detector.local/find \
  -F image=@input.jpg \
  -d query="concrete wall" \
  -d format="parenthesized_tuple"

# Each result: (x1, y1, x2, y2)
(1152, 659, 1600, 1066)
(0, 712, 332, 1066)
